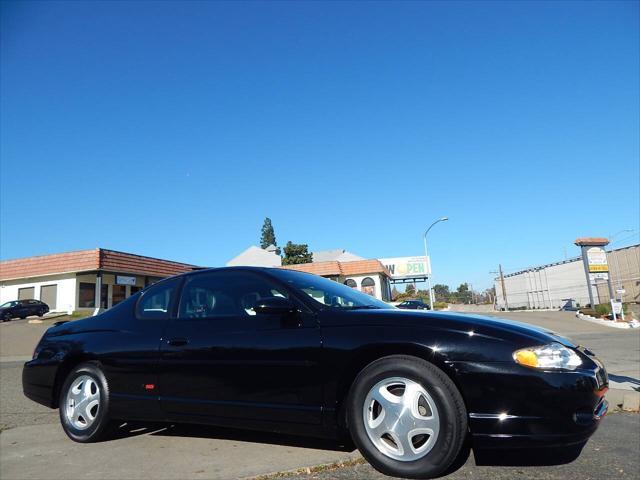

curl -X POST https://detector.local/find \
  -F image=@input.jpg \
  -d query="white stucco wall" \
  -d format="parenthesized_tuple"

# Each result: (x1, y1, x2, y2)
(0, 274, 78, 313)
(342, 274, 385, 300)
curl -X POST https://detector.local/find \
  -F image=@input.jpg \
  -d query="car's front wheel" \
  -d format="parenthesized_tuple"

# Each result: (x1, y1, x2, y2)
(347, 355, 467, 479)
(59, 362, 114, 442)
(2, 312, 11, 322)
(38, 309, 46, 317)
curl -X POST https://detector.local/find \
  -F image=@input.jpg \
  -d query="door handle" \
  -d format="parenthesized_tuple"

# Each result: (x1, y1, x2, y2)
(166, 337, 189, 347)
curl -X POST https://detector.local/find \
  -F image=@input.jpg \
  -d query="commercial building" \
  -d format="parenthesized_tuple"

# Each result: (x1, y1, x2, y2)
(0, 249, 198, 314)
(494, 243, 639, 310)
(282, 259, 393, 301)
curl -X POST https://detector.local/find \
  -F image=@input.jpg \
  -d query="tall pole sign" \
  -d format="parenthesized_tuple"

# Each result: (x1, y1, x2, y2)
(574, 237, 614, 308)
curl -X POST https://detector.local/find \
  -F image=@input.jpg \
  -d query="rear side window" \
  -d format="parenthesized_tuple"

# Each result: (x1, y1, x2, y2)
(136, 278, 181, 319)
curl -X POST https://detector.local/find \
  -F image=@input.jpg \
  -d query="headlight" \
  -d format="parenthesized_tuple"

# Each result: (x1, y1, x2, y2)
(513, 342, 582, 370)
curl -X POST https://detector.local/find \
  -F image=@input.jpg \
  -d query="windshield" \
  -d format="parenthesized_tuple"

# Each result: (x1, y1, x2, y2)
(0, 301, 18, 308)
(270, 269, 393, 310)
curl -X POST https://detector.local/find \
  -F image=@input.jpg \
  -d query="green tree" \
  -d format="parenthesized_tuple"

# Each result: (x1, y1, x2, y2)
(432, 284, 450, 302)
(405, 283, 416, 295)
(391, 286, 400, 300)
(282, 241, 313, 265)
(260, 217, 278, 252)
(455, 283, 472, 304)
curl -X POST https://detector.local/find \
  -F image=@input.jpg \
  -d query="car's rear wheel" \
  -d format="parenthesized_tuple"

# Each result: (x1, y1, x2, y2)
(59, 362, 114, 442)
(347, 355, 467, 479)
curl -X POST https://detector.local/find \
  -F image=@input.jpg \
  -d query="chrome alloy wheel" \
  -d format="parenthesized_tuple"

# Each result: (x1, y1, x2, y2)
(363, 377, 440, 461)
(64, 375, 100, 430)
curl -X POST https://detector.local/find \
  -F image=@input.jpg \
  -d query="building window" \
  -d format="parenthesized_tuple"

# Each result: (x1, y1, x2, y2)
(78, 283, 96, 308)
(100, 284, 108, 309)
(361, 277, 376, 297)
(344, 279, 357, 288)
(112, 285, 126, 306)
(130, 286, 142, 296)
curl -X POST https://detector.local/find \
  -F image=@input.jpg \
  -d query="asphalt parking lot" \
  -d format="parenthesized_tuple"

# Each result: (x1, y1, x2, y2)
(1, 311, 638, 479)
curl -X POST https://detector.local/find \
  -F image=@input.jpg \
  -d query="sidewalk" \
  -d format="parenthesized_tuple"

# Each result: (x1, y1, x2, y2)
(0, 422, 360, 480)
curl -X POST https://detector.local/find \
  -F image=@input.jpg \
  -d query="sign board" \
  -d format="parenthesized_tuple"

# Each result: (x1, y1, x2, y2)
(589, 272, 609, 283)
(611, 300, 624, 320)
(116, 275, 137, 286)
(379, 256, 430, 280)
(586, 247, 609, 273)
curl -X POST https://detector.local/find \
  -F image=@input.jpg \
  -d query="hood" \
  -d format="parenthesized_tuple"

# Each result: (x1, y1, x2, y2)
(322, 308, 576, 347)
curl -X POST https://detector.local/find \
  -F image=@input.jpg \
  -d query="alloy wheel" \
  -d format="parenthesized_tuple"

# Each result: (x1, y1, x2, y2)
(363, 376, 440, 462)
(64, 375, 100, 430)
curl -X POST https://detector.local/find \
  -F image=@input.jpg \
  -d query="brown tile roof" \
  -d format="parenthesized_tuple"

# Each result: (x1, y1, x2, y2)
(0, 248, 199, 281)
(281, 261, 342, 276)
(0, 249, 100, 281)
(99, 249, 197, 278)
(281, 259, 390, 278)
(574, 237, 610, 246)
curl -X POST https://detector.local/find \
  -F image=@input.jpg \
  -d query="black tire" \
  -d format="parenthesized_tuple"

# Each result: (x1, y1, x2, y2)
(347, 355, 467, 479)
(2, 313, 11, 322)
(19, 316, 26, 320)
(38, 309, 45, 317)
(58, 362, 114, 443)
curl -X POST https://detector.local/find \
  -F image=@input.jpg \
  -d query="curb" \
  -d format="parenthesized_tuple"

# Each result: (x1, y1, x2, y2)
(575, 312, 638, 329)
(607, 388, 640, 412)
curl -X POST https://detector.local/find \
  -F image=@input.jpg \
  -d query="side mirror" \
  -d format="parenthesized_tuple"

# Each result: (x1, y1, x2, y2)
(253, 297, 296, 315)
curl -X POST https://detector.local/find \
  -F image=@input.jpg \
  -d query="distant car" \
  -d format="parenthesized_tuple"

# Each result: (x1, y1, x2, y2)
(397, 299, 430, 310)
(0, 299, 49, 321)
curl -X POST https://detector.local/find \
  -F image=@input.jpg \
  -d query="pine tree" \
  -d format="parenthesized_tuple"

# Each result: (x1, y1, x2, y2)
(282, 241, 313, 265)
(260, 218, 278, 250)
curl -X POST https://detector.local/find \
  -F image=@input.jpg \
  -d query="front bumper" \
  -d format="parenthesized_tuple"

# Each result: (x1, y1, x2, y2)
(451, 358, 609, 449)
(23, 358, 59, 408)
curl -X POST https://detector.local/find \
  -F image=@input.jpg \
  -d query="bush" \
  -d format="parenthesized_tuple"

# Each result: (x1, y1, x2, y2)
(433, 302, 448, 310)
(595, 304, 611, 316)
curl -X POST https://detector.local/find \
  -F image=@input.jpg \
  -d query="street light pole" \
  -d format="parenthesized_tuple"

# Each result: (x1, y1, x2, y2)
(423, 217, 449, 310)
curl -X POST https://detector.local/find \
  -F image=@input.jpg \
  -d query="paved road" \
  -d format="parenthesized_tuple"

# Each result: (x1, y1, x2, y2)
(288, 413, 640, 480)
(1, 311, 638, 479)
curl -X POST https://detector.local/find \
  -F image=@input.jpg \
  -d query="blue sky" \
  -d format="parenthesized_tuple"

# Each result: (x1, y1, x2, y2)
(1, 0, 638, 290)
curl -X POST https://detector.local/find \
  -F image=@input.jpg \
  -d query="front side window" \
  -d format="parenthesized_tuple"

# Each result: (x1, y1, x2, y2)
(270, 270, 392, 310)
(0, 301, 19, 308)
(178, 271, 289, 320)
(137, 278, 180, 319)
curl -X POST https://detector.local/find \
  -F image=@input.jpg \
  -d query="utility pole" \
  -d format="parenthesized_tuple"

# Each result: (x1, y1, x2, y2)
(499, 264, 509, 311)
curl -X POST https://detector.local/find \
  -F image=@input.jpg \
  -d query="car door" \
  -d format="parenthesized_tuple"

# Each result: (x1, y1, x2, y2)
(159, 269, 323, 425)
(16, 301, 30, 317)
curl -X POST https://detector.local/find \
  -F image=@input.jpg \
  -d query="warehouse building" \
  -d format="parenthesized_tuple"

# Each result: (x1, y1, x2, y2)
(494, 243, 639, 310)
(0, 249, 198, 314)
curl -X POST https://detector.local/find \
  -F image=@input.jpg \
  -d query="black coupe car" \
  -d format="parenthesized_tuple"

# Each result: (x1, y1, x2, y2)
(1, 299, 49, 321)
(23, 267, 608, 479)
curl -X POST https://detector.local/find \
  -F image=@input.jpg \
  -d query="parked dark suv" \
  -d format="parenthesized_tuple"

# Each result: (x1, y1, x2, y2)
(0, 300, 49, 321)
(397, 299, 430, 310)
